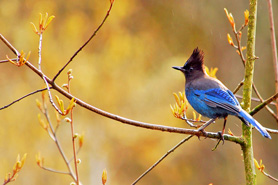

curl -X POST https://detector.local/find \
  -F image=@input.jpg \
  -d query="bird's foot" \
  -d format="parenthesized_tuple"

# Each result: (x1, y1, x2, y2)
(211, 132, 225, 151)
(197, 129, 208, 140)
(217, 131, 225, 145)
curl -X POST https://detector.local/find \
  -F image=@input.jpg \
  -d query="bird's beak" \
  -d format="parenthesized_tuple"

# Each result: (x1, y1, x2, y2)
(172, 66, 185, 72)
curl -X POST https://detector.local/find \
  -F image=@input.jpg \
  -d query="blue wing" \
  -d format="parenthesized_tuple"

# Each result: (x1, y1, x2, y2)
(193, 88, 271, 139)
(194, 88, 240, 114)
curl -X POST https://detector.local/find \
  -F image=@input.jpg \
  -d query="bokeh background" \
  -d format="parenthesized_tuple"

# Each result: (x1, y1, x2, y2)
(0, 0, 278, 184)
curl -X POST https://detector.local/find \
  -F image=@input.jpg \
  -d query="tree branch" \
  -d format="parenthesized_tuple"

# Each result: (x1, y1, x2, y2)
(250, 92, 278, 116)
(0, 88, 49, 110)
(266, 0, 278, 122)
(52, 1, 114, 82)
(242, 0, 258, 184)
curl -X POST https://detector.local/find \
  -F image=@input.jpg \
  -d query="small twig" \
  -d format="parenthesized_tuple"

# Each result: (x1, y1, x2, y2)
(180, 116, 207, 128)
(40, 166, 71, 175)
(0, 88, 49, 110)
(131, 135, 193, 185)
(0, 34, 19, 56)
(38, 33, 43, 71)
(41, 96, 77, 181)
(267, 0, 278, 122)
(132, 118, 231, 185)
(52, 1, 115, 82)
(225, 9, 277, 119)
(261, 170, 278, 182)
(235, 94, 276, 106)
(250, 92, 278, 116)
(0, 58, 16, 63)
(233, 80, 244, 94)
(67, 72, 79, 185)
(266, 127, 278, 134)
(251, 83, 278, 120)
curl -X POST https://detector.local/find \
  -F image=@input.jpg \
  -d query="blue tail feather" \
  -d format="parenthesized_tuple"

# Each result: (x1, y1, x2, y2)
(238, 110, 271, 139)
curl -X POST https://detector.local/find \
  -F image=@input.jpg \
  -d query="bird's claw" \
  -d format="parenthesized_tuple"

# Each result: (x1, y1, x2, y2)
(217, 131, 225, 144)
(197, 129, 208, 140)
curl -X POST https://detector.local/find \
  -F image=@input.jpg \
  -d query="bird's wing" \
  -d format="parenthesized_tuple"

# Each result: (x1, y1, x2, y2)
(194, 88, 241, 114)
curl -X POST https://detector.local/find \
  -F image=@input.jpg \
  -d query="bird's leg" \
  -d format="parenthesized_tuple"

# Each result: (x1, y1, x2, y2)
(217, 116, 227, 144)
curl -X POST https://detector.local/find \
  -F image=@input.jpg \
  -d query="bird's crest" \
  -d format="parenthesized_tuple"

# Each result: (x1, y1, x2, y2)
(184, 47, 205, 71)
(189, 47, 204, 65)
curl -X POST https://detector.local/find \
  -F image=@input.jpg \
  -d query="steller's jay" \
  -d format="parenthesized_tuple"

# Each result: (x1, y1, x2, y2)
(173, 48, 271, 139)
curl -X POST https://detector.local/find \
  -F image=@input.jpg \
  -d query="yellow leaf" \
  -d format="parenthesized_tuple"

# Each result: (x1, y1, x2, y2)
(66, 98, 76, 111)
(227, 33, 234, 46)
(102, 168, 107, 185)
(228, 128, 234, 136)
(20, 153, 27, 168)
(224, 8, 235, 30)
(44, 15, 55, 29)
(79, 133, 84, 148)
(36, 152, 42, 167)
(36, 99, 42, 111)
(173, 93, 180, 106)
(30, 22, 38, 34)
(193, 111, 196, 120)
(170, 105, 175, 116)
(254, 158, 260, 169)
(244, 10, 249, 25)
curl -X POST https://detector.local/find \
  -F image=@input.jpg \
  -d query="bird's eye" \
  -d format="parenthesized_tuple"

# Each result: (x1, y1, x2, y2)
(189, 67, 193, 72)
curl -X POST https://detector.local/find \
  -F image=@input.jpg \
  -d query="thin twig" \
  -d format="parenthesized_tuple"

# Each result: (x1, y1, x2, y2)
(34, 32, 62, 115)
(233, 26, 246, 63)
(41, 96, 77, 181)
(131, 135, 193, 185)
(233, 80, 244, 94)
(250, 92, 278, 115)
(226, 14, 277, 119)
(235, 94, 276, 106)
(52, 1, 114, 82)
(267, 0, 278, 121)
(252, 83, 278, 119)
(0, 34, 19, 55)
(261, 170, 278, 182)
(67, 72, 79, 185)
(0, 58, 16, 63)
(0, 88, 49, 110)
(266, 127, 278, 134)
(41, 166, 71, 175)
(132, 118, 239, 184)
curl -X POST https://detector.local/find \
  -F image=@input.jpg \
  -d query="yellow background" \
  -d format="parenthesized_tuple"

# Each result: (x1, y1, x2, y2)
(0, 0, 277, 184)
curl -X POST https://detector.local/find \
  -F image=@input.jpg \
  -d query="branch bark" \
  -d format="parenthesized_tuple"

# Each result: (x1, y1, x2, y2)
(241, 0, 258, 184)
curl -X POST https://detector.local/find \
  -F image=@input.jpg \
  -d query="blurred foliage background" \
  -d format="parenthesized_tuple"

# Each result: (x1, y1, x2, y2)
(0, 0, 278, 184)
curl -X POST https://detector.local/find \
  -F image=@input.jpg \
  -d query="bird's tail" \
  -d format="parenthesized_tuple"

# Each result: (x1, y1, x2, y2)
(238, 110, 271, 139)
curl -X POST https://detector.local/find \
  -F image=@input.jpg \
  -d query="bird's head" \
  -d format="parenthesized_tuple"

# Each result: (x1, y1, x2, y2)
(173, 47, 205, 81)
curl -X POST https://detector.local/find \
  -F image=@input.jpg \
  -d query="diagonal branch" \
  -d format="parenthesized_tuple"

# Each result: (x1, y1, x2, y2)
(0, 33, 247, 145)
(267, 0, 278, 122)
(132, 118, 244, 184)
(0, 88, 49, 110)
(52, 1, 114, 82)
(250, 92, 278, 116)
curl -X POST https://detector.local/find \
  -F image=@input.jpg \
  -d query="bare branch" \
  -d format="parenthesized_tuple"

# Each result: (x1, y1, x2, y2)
(250, 92, 278, 116)
(0, 34, 19, 56)
(52, 1, 115, 82)
(132, 118, 243, 184)
(132, 135, 194, 185)
(267, 0, 278, 121)
(0, 88, 49, 110)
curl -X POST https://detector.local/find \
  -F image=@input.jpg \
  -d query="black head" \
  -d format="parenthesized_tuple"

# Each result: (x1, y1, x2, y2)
(173, 47, 205, 81)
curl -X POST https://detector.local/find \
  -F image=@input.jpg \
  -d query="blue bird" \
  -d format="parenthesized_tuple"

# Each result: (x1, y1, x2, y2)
(173, 48, 271, 139)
